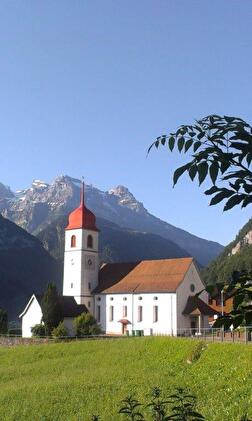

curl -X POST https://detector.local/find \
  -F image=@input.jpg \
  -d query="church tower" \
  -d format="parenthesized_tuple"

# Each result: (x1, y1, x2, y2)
(63, 182, 99, 314)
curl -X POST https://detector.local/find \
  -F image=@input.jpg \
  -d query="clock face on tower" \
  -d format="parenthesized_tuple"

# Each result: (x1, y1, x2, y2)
(85, 255, 95, 270)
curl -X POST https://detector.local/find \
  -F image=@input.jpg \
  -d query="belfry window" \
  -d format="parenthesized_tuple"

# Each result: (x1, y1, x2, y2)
(71, 235, 76, 248)
(87, 235, 93, 249)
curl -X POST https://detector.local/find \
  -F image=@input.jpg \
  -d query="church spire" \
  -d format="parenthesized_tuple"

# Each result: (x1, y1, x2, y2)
(65, 178, 98, 231)
(80, 177, 85, 207)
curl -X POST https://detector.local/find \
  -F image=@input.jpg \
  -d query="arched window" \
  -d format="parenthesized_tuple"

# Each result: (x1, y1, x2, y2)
(87, 235, 93, 248)
(71, 235, 76, 248)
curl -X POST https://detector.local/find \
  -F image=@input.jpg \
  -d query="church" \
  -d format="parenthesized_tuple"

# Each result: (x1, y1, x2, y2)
(20, 183, 215, 337)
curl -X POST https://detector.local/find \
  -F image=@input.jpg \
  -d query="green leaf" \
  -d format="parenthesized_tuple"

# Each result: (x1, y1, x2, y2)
(232, 314, 244, 329)
(241, 196, 252, 208)
(209, 161, 219, 184)
(223, 194, 244, 211)
(220, 160, 230, 174)
(168, 136, 175, 151)
(204, 186, 219, 195)
(210, 191, 233, 206)
(197, 131, 205, 140)
(178, 136, 185, 152)
(198, 162, 208, 185)
(246, 153, 252, 166)
(188, 165, 197, 181)
(160, 136, 166, 146)
(173, 163, 190, 186)
(193, 141, 201, 152)
(184, 139, 194, 152)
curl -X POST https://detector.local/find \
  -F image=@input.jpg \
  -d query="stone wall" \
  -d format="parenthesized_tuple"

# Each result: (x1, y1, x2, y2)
(0, 336, 51, 347)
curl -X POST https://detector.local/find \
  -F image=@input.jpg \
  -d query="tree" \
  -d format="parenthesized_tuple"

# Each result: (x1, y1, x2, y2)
(74, 312, 101, 337)
(148, 115, 252, 328)
(0, 309, 8, 334)
(148, 115, 252, 211)
(41, 283, 62, 335)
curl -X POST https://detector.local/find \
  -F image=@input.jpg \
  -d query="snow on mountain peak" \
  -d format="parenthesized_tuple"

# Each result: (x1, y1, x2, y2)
(108, 185, 132, 197)
(108, 185, 146, 213)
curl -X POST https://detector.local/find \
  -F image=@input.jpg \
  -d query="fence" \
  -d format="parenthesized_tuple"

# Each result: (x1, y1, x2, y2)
(153, 326, 252, 344)
(1, 327, 252, 346)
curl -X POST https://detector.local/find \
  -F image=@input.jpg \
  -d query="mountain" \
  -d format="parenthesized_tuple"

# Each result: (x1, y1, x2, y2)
(0, 215, 61, 321)
(0, 176, 223, 266)
(202, 218, 252, 284)
(36, 215, 190, 263)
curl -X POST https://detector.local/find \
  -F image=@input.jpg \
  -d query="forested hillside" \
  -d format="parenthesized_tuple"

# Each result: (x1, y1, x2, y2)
(37, 215, 189, 263)
(202, 218, 252, 284)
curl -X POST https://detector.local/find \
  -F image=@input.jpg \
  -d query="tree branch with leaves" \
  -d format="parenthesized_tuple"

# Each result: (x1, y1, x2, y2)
(148, 115, 252, 211)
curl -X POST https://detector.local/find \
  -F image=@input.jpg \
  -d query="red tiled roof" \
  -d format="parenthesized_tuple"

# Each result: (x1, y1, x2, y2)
(93, 257, 194, 294)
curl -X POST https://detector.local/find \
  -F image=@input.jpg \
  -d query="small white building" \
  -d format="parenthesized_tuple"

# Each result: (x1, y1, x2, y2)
(20, 182, 215, 337)
(19, 294, 87, 337)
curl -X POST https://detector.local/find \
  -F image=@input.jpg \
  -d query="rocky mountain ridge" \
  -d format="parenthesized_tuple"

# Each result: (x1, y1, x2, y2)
(0, 175, 223, 266)
(231, 230, 252, 255)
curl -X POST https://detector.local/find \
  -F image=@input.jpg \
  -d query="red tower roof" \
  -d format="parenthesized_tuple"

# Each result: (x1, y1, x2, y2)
(65, 182, 98, 231)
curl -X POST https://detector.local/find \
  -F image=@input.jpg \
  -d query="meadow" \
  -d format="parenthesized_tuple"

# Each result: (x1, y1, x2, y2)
(0, 337, 251, 421)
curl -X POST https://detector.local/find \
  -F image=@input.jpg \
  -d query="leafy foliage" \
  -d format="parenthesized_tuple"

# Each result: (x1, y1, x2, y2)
(119, 396, 145, 420)
(41, 283, 62, 335)
(51, 321, 68, 338)
(31, 323, 46, 337)
(165, 388, 205, 420)
(74, 312, 101, 337)
(0, 309, 8, 334)
(117, 387, 205, 420)
(146, 387, 169, 421)
(204, 271, 252, 329)
(149, 115, 252, 210)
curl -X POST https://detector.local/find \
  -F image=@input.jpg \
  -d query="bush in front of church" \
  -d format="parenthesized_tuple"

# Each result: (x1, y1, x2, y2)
(31, 323, 46, 337)
(51, 321, 68, 339)
(74, 312, 101, 337)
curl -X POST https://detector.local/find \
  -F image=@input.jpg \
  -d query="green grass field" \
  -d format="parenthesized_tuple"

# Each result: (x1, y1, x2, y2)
(0, 337, 251, 421)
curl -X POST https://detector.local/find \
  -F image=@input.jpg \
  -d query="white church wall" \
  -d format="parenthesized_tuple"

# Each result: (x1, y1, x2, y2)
(176, 262, 209, 331)
(63, 228, 99, 313)
(21, 296, 43, 338)
(95, 293, 177, 335)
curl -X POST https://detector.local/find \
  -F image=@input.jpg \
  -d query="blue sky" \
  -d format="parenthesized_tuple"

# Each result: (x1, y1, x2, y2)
(0, 1, 251, 245)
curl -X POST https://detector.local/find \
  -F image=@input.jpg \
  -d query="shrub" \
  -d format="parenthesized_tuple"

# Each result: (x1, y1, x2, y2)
(51, 321, 68, 339)
(74, 312, 101, 337)
(31, 323, 46, 337)
(187, 341, 207, 364)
